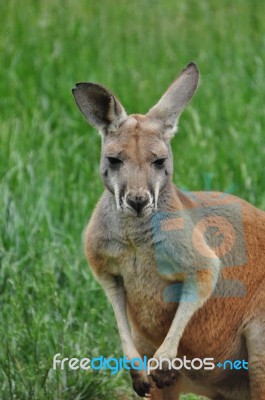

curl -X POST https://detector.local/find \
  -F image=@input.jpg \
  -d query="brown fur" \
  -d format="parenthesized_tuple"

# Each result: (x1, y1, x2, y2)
(73, 63, 265, 399)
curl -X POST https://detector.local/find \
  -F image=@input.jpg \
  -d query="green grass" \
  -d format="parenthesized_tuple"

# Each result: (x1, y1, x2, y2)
(0, 0, 265, 399)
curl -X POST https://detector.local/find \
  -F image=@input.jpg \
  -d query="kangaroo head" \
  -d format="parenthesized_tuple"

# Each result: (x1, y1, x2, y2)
(73, 63, 199, 217)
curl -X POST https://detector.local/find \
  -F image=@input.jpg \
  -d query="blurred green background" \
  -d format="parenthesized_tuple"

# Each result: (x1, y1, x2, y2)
(0, 0, 264, 399)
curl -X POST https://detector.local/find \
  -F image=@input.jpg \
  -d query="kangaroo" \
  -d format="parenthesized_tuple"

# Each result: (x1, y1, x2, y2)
(72, 63, 265, 400)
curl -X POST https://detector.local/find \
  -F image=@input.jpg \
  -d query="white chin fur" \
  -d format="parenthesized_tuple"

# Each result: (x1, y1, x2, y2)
(121, 205, 154, 217)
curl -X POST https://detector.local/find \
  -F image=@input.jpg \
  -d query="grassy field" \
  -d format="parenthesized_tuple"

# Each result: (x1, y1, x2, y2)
(0, 0, 265, 399)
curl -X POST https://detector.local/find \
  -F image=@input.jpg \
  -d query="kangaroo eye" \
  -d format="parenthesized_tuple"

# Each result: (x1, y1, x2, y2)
(153, 158, 166, 167)
(107, 157, 123, 166)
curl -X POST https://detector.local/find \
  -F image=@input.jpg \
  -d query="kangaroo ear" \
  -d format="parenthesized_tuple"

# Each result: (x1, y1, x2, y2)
(147, 63, 199, 138)
(72, 83, 127, 135)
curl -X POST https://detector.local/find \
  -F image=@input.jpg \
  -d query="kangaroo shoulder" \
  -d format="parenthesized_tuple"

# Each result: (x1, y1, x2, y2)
(84, 192, 117, 271)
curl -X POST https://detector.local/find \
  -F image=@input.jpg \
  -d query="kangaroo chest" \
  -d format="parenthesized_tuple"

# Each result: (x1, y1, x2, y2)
(106, 218, 178, 344)
(106, 217, 245, 358)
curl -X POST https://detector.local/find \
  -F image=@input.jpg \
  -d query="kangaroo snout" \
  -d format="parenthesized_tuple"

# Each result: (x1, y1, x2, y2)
(127, 193, 149, 213)
(125, 190, 152, 216)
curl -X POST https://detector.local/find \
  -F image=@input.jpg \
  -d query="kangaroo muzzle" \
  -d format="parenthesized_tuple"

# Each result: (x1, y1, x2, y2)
(124, 190, 153, 216)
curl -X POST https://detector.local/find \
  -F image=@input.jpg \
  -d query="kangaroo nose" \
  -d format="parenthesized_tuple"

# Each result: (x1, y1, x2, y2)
(127, 194, 149, 213)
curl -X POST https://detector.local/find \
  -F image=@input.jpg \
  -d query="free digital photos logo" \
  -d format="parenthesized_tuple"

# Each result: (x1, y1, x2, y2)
(53, 354, 248, 375)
